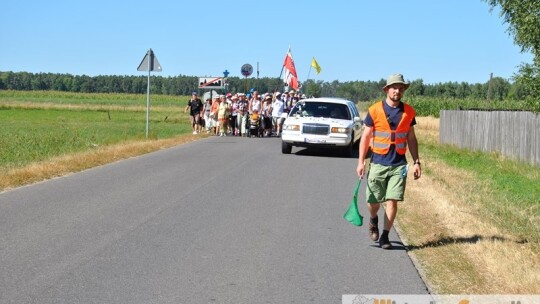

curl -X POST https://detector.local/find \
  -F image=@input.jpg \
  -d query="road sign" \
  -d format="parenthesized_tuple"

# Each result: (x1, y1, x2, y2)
(137, 49, 162, 72)
(198, 77, 224, 89)
(137, 48, 163, 140)
(241, 64, 253, 77)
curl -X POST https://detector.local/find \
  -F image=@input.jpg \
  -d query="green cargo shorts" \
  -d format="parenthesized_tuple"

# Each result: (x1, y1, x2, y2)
(366, 163, 408, 204)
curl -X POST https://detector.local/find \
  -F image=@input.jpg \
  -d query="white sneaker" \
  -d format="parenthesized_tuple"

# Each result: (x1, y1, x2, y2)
(193, 131, 197, 135)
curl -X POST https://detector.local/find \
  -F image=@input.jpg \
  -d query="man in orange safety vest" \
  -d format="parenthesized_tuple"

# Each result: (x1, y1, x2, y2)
(356, 73, 422, 250)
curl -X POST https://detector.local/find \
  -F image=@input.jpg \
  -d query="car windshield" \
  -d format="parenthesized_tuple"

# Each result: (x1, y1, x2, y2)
(290, 102, 351, 120)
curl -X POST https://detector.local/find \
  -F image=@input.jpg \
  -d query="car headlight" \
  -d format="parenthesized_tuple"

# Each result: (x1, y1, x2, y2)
(331, 127, 350, 134)
(284, 124, 300, 131)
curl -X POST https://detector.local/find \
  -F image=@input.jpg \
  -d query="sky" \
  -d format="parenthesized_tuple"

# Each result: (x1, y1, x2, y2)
(0, 0, 534, 85)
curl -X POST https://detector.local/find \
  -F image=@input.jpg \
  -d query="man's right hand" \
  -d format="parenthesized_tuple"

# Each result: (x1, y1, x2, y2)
(356, 161, 365, 178)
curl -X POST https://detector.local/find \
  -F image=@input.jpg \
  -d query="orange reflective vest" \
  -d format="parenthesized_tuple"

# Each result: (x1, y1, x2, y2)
(369, 101, 415, 155)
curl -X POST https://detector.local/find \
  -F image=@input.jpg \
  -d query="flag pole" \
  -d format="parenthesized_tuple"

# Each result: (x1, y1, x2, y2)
(276, 65, 285, 95)
(280, 46, 290, 79)
(305, 66, 313, 97)
(277, 46, 290, 93)
(278, 66, 284, 80)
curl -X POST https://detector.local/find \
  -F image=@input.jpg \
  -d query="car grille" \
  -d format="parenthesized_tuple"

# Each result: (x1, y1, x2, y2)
(302, 123, 330, 135)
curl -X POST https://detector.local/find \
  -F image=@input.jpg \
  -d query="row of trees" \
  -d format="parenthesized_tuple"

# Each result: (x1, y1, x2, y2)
(305, 76, 520, 102)
(0, 71, 523, 102)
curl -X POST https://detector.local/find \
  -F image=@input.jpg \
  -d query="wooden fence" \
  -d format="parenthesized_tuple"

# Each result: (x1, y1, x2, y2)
(439, 110, 540, 166)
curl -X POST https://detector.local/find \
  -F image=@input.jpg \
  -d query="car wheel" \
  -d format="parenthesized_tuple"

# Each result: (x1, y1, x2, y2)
(342, 135, 355, 158)
(281, 141, 292, 154)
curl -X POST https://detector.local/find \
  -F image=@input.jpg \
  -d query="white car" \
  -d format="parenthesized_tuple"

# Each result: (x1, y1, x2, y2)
(281, 97, 362, 157)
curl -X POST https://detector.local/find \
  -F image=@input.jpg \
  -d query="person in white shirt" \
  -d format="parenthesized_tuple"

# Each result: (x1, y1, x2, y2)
(271, 92, 285, 136)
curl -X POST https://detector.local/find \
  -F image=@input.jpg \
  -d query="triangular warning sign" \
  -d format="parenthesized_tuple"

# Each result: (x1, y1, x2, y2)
(137, 49, 162, 72)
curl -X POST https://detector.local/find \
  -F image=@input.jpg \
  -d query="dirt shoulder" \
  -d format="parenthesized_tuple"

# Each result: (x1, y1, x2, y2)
(397, 117, 539, 294)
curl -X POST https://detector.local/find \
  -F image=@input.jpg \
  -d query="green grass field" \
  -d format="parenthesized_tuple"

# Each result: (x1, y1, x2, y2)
(360, 95, 535, 117)
(0, 90, 183, 107)
(0, 90, 192, 169)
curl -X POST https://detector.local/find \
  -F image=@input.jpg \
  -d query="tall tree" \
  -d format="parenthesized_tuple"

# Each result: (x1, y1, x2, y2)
(485, 0, 540, 61)
(485, 0, 540, 110)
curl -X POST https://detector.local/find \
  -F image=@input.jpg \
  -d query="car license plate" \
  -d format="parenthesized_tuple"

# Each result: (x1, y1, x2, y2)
(305, 138, 326, 143)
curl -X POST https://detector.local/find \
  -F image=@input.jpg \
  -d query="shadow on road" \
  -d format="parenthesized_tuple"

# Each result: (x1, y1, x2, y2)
(369, 241, 408, 251)
(405, 234, 529, 251)
(293, 147, 359, 159)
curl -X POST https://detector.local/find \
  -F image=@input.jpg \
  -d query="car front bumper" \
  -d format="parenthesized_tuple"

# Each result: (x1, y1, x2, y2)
(281, 132, 351, 147)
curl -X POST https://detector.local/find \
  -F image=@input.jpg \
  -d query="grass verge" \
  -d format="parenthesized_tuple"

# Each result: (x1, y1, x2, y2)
(0, 91, 199, 191)
(398, 116, 540, 294)
(0, 134, 206, 192)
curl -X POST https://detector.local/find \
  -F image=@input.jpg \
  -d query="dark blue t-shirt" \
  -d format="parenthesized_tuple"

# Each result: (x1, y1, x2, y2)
(364, 100, 416, 166)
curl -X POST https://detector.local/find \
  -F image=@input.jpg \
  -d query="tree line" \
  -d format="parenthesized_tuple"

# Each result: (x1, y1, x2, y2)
(0, 70, 525, 102)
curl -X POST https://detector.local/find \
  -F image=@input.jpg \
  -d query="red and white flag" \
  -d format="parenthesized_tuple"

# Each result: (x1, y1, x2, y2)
(282, 47, 299, 90)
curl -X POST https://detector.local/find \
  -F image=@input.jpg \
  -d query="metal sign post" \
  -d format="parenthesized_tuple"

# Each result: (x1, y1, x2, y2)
(137, 48, 162, 139)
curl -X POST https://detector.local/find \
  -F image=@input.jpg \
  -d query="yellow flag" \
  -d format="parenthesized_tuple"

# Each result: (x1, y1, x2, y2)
(311, 57, 322, 74)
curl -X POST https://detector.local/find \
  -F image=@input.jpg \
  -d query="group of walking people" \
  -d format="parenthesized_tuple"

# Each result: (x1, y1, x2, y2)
(185, 89, 306, 137)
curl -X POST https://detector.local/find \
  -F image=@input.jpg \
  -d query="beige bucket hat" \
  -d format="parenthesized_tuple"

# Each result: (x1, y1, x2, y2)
(383, 73, 410, 90)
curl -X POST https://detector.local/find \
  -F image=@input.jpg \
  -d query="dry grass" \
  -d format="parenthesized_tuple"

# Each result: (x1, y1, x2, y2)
(0, 134, 207, 192)
(397, 116, 540, 294)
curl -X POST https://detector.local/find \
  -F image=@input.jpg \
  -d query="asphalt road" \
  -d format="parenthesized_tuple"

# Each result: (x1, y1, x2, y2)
(0, 135, 428, 303)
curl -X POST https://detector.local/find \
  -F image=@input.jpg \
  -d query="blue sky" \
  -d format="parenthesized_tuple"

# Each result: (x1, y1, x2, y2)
(0, 0, 533, 85)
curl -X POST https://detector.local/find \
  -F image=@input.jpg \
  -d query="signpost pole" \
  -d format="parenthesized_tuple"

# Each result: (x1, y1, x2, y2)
(146, 50, 151, 139)
(137, 48, 162, 140)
